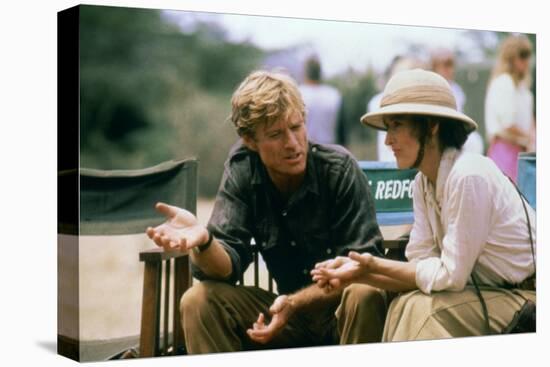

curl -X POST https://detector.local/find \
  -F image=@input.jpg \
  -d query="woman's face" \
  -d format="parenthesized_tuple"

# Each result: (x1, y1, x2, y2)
(512, 52, 531, 79)
(384, 115, 421, 169)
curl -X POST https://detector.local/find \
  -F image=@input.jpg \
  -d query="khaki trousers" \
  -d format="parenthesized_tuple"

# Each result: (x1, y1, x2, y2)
(180, 281, 388, 354)
(383, 286, 536, 341)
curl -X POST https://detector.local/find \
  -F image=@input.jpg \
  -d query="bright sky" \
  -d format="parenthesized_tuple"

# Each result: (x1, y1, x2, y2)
(164, 10, 498, 76)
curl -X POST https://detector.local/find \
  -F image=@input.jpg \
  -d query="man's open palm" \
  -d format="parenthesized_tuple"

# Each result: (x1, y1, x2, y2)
(146, 202, 208, 252)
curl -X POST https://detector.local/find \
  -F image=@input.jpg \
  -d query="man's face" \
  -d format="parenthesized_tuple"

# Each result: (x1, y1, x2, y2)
(245, 111, 308, 184)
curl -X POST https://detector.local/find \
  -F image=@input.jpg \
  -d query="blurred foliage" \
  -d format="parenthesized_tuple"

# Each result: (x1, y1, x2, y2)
(79, 5, 263, 196)
(455, 65, 491, 148)
(330, 68, 379, 160)
(77, 5, 535, 197)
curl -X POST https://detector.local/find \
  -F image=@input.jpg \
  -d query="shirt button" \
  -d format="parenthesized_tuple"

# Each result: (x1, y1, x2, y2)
(290, 241, 296, 247)
(282, 210, 288, 217)
(326, 248, 332, 254)
(261, 241, 266, 247)
(312, 147, 318, 153)
(303, 269, 308, 275)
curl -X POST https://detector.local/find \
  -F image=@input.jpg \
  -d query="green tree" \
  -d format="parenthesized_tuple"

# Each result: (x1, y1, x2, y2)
(78, 5, 263, 196)
(330, 68, 379, 160)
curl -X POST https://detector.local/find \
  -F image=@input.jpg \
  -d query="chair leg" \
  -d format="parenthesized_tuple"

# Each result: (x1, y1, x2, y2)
(173, 256, 190, 354)
(254, 250, 259, 287)
(140, 261, 161, 357)
(163, 260, 171, 355)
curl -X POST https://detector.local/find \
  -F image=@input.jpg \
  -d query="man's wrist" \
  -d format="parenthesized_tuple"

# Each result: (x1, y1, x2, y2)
(194, 230, 213, 254)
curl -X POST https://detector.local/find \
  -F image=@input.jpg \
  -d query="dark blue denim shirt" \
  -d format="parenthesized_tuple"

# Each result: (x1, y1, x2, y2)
(192, 141, 383, 295)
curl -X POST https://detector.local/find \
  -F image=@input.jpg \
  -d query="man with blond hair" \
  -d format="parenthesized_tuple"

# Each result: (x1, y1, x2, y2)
(146, 70, 385, 353)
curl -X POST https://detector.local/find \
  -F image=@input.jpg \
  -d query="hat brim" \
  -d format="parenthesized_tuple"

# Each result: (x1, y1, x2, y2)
(360, 103, 478, 132)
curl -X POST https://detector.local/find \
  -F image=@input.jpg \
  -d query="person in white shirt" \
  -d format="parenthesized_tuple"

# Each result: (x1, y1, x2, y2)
(299, 57, 344, 145)
(430, 47, 484, 155)
(311, 69, 535, 341)
(485, 34, 535, 182)
(367, 56, 421, 162)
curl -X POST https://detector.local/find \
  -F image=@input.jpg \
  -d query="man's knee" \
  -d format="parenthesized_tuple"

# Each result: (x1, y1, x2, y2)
(179, 280, 234, 316)
(341, 283, 386, 311)
(337, 284, 387, 343)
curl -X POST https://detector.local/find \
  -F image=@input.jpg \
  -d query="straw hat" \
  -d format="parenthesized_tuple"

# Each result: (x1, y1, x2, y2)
(360, 69, 478, 132)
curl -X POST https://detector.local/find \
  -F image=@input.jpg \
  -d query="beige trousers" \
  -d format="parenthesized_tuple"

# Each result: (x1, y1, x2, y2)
(383, 286, 536, 341)
(180, 281, 388, 354)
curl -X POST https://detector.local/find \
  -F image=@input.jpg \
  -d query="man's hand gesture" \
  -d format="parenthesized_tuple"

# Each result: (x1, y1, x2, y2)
(146, 202, 209, 253)
(246, 295, 295, 344)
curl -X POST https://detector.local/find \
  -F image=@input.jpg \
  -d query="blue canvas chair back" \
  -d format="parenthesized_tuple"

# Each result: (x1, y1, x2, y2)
(517, 152, 536, 210)
(359, 161, 417, 226)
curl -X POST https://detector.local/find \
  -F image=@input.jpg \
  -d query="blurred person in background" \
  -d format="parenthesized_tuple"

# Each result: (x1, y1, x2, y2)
(147, 70, 386, 353)
(485, 34, 535, 182)
(368, 56, 422, 161)
(431, 47, 484, 154)
(299, 57, 347, 146)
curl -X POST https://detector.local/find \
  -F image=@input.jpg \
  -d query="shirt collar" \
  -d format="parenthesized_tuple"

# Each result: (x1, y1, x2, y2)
(250, 152, 263, 186)
(250, 143, 320, 197)
(422, 147, 460, 206)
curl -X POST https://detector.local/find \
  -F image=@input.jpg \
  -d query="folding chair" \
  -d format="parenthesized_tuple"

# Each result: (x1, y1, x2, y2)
(58, 158, 197, 360)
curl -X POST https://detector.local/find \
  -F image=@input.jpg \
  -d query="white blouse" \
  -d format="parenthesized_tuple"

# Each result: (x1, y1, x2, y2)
(485, 73, 534, 141)
(407, 148, 536, 294)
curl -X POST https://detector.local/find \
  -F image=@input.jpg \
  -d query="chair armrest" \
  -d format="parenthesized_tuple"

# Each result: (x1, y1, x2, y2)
(383, 238, 408, 250)
(139, 248, 188, 263)
(382, 237, 408, 262)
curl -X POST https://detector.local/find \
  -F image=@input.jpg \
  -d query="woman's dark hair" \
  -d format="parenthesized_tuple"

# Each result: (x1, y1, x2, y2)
(409, 115, 470, 151)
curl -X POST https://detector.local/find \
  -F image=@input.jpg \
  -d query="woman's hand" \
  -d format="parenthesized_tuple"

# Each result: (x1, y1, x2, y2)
(311, 252, 374, 292)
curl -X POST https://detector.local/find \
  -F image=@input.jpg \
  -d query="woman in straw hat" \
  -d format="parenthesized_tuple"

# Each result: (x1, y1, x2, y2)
(311, 69, 535, 341)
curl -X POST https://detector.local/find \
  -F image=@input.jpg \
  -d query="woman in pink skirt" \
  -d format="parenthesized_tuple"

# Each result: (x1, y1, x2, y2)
(485, 34, 535, 182)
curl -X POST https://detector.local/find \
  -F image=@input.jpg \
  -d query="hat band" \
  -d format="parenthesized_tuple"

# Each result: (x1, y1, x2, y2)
(381, 85, 457, 110)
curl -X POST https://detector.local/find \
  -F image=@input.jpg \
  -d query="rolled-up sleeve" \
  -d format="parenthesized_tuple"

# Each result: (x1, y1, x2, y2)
(415, 175, 492, 293)
(191, 163, 253, 284)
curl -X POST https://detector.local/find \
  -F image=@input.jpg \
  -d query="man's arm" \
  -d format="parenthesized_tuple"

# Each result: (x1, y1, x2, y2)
(189, 238, 233, 280)
(330, 154, 384, 257)
(192, 154, 255, 284)
(287, 282, 343, 312)
(247, 283, 342, 344)
(146, 203, 233, 280)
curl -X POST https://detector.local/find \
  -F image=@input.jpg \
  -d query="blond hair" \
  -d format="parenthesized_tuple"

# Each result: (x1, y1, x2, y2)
(491, 34, 533, 85)
(430, 47, 454, 70)
(230, 70, 305, 137)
